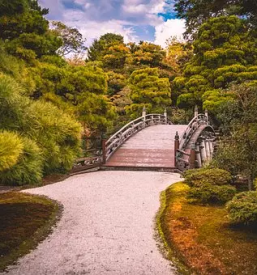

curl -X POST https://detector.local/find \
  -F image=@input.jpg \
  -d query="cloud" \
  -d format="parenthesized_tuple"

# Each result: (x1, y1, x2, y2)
(154, 19, 186, 48)
(38, 0, 181, 46)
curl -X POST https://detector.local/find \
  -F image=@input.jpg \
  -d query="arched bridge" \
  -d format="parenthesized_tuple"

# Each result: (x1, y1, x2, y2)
(103, 109, 216, 171)
(72, 109, 216, 174)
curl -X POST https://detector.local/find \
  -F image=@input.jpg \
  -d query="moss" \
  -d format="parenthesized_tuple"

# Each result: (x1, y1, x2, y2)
(156, 182, 191, 274)
(0, 192, 62, 271)
(157, 182, 257, 274)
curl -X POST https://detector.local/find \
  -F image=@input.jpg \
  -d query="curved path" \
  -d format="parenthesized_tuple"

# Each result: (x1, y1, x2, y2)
(2, 171, 181, 275)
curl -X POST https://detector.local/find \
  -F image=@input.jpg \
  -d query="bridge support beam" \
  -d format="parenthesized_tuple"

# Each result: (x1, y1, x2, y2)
(205, 140, 211, 161)
(102, 139, 107, 164)
(174, 132, 180, 167)
(200, 139, 207, 163)
(196, 143, 202, 168)
(189, 146, 196, 169)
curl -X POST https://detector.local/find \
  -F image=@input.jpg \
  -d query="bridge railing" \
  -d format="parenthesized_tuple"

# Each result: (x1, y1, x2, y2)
(105, 113, 169, 161)
(179, 114, 208, 151)
(175, 113, 209, 170)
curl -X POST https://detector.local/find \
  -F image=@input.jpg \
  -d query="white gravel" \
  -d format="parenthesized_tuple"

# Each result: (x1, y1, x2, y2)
(2, 171, 181, 275)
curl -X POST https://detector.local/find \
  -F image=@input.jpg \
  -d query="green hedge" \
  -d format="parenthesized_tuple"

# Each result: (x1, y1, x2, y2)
(187, 183, 236, 204)
(184, 168, 232, 187)
(226, 191, 257, 224)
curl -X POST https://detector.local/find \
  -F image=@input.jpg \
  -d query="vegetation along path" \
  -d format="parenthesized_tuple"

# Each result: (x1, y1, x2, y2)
(1, 171, 181, 275)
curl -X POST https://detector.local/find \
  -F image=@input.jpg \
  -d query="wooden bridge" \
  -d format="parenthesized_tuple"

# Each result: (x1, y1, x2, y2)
(72, 108, 216, 174)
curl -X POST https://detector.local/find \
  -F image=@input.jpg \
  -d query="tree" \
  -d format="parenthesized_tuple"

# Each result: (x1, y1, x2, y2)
(130, 42, 166, 68)
(174, 0, 257, 38)
(213, 84, 257, 190)
(51, 21, 86, 56)
(87, 33, 124, 61)
(173, 16, 257, 112)
(126, 68, 171, 118)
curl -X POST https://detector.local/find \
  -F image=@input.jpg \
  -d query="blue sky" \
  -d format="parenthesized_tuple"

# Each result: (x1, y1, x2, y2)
(38, 0, 185, 48)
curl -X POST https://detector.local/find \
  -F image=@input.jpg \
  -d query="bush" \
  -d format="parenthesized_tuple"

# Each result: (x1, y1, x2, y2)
(0, 137, 43, 186)
(0, 131, 23, 171)
(226, 191, 257, 224)
(184, 168, 232, 187)
(187, 184, 236, 204)
(26, 101, 82, 174)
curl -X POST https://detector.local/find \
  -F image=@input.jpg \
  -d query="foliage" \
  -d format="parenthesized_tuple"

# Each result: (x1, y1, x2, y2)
(126, 67, 171, 118)
(184, 168, 232, 187)
(107, 71, 126, 96)
(226, 191, 257, 224)
(51, 21, 87, 56)
(27, 101, 82, 174)
(187, 183, 236, 204)
(0, 74, 82, 179)
(130, 42, 166, 68)
(0, 131, 23, 172)
(174, 0, 257, 38)
(0, 137, 43, 185)
(215, 84, 257, 190)
(87, 33, 124, 62)
(165, 37, 193, 73)
(173, 16, 257, 112)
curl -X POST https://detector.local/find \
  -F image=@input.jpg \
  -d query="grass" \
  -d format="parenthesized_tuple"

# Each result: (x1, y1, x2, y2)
(157, 182, 257, 275)
(0, 192, 62, 271)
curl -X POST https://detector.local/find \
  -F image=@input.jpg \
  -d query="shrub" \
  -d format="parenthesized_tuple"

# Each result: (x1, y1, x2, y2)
(0, 131, 23, 171)
(0, 137, 43, 186)
(226, 191, 257, 224)
(187, 184, 236, 204)
(26, 101, 82, 174)
(184, 168, 232, 187)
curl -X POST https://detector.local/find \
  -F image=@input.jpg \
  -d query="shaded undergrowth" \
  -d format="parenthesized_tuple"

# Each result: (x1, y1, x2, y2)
(0, 192, 62, 271)
(157, 182, 257, 274)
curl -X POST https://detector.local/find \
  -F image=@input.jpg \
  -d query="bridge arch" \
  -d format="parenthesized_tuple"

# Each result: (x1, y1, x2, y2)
(175, 113, 216, 171)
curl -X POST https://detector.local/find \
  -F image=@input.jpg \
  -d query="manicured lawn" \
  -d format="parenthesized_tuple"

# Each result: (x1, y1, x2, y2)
(158, 182, 257, 274)
(0, 192, 61, 271)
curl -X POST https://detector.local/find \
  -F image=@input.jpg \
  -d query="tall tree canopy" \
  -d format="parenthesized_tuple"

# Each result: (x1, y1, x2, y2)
(126, 68, 171, 118)
(175, 0, 257, 37)
(172, 16, 257, 113)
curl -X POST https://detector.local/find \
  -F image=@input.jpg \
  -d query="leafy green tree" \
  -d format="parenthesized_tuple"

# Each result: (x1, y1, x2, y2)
(130, 42, 166, 68)
(51, 21, 87, 56)
(173, 16, 257, 112)
(107, 71, 126, 96)
(126, 68, 171, 118)
(174, 0, 257, 38)
(87, 33, 124, 61)
(213, 84, 257, 190)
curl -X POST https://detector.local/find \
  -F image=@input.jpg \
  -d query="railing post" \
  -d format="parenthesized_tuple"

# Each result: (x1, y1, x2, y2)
(194, 105, 198, 118)
(142, 106, 146, 128)
(174, 131, 180, 167)
(189, 144, 196, 169)
(164, 109, 167, 124)
(142, 106, 146, 117)
(102, 139, 107, 164)
(205, 109, 209, 123)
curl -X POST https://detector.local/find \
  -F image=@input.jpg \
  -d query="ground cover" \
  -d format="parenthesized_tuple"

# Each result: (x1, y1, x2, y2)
(0, 192, 61, 271)
(158, 182, 257, 274)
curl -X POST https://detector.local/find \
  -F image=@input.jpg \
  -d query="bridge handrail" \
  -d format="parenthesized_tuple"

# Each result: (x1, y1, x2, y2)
(179, 114, 208, 151)
(106, 113, 169, 161)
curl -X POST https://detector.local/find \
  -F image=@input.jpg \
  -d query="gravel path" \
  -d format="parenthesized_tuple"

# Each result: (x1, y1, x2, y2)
(2, 171, 181, 275)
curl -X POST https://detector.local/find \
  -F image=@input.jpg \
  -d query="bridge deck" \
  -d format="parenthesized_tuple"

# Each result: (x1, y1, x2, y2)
(105, 125, 187, 169)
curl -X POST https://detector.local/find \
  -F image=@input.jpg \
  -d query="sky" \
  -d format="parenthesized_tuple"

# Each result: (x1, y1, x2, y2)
(38, 0, 186, 48)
